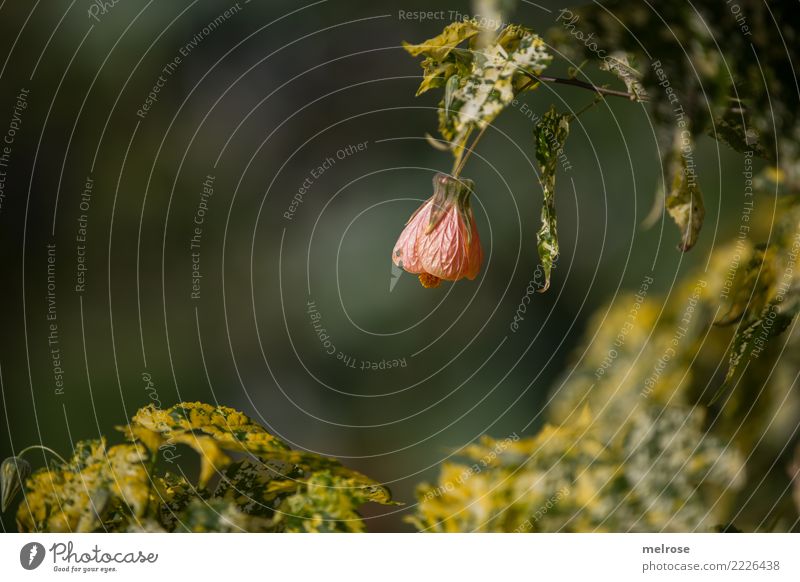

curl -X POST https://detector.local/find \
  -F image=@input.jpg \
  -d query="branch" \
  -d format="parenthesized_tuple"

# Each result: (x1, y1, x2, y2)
(526, 72, 647, 102)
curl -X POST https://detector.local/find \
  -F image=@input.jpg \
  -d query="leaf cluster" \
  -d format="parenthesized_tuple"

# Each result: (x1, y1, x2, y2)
(13, 402, 397, 532)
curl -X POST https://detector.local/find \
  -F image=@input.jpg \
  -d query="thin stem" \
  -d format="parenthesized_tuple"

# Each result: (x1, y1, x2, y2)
(18, 445, 67, 465)
(570, 96, 603, 120)
(529, 72, 646, 101)
(453, 126, 488, 177)
(450, 73, 640, 177)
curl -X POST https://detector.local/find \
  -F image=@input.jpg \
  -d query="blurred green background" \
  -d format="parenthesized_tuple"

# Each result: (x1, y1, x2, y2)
(0, 0, 752, 531)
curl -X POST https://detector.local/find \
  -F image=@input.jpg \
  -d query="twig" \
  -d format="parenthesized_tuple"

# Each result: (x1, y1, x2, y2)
(527, 72, 646, 101)
(451, 73, 642, 177)
(453, 126, 487, 177)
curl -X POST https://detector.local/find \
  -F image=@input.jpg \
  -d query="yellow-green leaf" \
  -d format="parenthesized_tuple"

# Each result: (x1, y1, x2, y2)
(402, 21, 480, 61)
(664, 132, 705, 251)
(17, 439, 152, 533)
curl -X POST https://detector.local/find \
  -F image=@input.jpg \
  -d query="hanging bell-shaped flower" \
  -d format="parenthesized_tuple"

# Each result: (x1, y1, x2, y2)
(392, 173, 483, 288)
